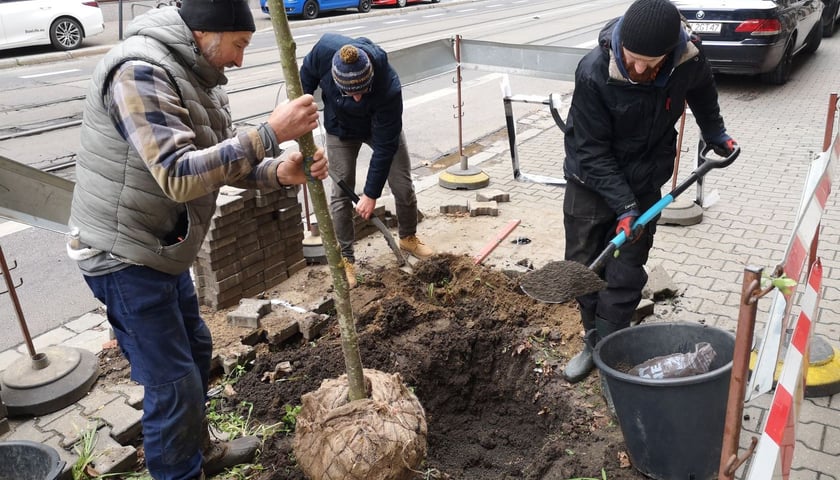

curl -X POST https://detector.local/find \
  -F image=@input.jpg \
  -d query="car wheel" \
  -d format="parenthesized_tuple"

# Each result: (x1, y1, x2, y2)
(803, 20, 822, 54)
(302, 0, 319, 19)
(50, 17, 84, 51)
(397, 0, 406, 7)
(359, 0, 371, 13)
(760, 40, 793, 85)
(824, 2, 838, 37)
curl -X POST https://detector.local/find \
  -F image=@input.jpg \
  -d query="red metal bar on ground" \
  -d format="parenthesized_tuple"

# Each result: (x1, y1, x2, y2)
(473, 219, 521, 265)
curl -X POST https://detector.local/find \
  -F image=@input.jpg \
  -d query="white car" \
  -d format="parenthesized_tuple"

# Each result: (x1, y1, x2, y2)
(0, 0, 105, 52)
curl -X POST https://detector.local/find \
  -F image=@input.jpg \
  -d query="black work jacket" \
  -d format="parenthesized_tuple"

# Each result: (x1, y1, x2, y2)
(563, 18, 726, 215)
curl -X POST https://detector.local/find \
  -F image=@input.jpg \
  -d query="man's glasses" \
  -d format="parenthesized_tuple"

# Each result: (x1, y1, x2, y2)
(340, 87, 371, 97)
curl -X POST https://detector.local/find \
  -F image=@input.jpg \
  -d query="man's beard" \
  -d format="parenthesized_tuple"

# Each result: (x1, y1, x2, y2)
(624, 61, 662, 84)
(203, 33, 232, 71)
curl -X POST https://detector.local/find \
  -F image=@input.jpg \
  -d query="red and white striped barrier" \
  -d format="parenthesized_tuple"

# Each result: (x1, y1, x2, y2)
(746, 260, 823, 480)
(748, 129, 837, 399)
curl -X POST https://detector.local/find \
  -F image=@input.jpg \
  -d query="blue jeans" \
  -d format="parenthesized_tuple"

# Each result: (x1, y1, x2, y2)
(84, 266, 212, 480)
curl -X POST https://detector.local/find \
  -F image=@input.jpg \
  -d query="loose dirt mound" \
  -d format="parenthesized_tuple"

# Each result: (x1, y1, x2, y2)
(225, 254, 646, 480)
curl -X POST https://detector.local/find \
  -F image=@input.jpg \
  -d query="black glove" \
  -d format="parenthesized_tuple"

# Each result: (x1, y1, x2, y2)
(709, 134, 737, 157)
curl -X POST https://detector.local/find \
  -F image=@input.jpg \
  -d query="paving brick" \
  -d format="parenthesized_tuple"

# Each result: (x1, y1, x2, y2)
(469, 200, 499, 217)
(64, 329, 111, 355)
(92, 396, 142, 445)
(41, 433, 78, 480)
(87, 426, 138, 477)
(25, 328, 75, 353)
(64, 312, 107, 334)
(299, 312, 330, 341)
(76, 386, 123, 417)
(103, 383, 144, 409)
(0, 348, 23, 372)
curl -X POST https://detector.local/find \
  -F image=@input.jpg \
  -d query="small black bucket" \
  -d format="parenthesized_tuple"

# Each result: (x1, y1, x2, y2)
(593, 322, 735, 480)
(0, 440, 65, 480)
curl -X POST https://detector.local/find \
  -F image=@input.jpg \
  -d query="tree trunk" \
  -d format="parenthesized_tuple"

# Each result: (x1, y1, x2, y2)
(267, 3, 366, 401)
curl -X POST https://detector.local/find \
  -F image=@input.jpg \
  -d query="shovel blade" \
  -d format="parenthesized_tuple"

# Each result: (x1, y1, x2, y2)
(520, 260, 607, 303)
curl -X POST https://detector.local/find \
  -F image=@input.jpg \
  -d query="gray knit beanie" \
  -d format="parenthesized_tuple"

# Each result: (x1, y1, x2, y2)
(331, 45, 374, 94)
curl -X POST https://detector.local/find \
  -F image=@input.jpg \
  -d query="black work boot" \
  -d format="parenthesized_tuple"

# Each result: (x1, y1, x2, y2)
(201, 421, 260, 476)
(563, 329, 599, 383)
(563, 308, 598, 383)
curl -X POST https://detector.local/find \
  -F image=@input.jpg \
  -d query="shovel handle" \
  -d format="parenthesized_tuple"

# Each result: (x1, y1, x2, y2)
(589, 143, 740, 271)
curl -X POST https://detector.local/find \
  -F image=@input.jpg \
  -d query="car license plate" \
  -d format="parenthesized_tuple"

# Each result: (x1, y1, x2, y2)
(689, 22, 722, 34)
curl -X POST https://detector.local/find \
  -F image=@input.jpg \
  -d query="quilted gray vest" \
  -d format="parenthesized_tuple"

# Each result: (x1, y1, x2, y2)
(70, 8, 232, 275)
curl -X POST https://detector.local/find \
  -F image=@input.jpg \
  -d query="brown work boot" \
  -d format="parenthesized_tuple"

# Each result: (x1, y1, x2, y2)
(202, 421, 260, 476)
(343, 257, 357, 289)
(399, 235, 434, 259)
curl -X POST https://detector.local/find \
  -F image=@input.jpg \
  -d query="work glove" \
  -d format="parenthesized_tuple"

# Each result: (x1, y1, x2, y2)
(707, 132, 738, 157)
(616, 209, 642, 243)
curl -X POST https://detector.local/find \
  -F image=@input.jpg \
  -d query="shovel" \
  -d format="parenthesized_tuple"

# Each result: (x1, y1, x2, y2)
(521, 143, 740, 303)
(329, 173, 408, 268)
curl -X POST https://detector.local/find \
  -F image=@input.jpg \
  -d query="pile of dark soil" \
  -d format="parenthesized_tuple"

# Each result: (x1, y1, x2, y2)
(225, 254, 646, 480)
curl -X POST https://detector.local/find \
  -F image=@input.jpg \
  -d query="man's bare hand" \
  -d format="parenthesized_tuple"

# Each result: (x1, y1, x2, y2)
(277, 147, 328, 185)
(268, 94, 319, 143)
(356, 195, 376, 220)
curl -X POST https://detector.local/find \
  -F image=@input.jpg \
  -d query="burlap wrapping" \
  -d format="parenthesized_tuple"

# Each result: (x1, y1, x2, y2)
(293, 368, 428, 480)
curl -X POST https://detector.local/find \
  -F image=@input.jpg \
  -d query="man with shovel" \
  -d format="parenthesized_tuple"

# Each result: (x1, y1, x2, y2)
(561, 0, 738, 383)
(300, 34, 435, 288)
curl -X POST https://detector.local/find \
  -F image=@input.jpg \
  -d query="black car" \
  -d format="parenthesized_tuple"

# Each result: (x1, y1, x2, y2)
(823, 0, 840, 36)
(671, 0, 824, 85)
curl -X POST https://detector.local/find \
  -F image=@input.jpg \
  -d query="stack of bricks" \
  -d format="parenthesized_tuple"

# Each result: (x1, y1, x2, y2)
(194, 186, 306, 310)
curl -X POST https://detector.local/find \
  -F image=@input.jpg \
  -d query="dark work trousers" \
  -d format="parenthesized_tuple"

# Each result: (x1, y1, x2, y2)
(84, 266, 211, 480)
(563, 181, 661, 334)
(326, 131, 418, 262)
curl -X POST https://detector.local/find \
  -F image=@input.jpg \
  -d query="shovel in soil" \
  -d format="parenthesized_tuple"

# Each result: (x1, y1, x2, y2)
(521, 143, 740, 303)
(329, 173, 410, 272)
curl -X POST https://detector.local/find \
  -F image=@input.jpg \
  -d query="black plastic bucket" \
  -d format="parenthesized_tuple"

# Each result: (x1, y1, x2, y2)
(592, 322, 735, 480)
(0, 440, 65, 480)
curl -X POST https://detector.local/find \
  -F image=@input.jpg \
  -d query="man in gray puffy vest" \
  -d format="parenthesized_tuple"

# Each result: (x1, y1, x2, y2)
(67, 0, 327, 478)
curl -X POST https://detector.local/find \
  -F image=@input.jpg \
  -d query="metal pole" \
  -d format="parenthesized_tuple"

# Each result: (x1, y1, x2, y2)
(453, 35, 466, 169)
(118, 0, 124, 40)
(671, 106, 687, 191)
(0, 245, 37, 359)
(718, 266, 762, 479)
(822, 92, 837, 151)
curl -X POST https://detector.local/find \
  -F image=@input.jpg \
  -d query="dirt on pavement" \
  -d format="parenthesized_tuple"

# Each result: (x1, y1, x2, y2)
(201, 253, 647, 480)
(95, 249, 651, 479)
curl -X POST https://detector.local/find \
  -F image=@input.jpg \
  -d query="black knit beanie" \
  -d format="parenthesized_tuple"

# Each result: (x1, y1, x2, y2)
(620, 0, 682, 57)
(179, 0, 256, 32)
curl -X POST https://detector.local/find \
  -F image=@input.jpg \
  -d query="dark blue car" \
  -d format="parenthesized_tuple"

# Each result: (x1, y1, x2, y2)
(671, 0, 824, 84)
(260, 0, 371, 20)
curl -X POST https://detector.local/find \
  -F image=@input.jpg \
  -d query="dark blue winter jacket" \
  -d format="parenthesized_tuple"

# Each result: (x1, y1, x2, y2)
(300, 33, 403, 199)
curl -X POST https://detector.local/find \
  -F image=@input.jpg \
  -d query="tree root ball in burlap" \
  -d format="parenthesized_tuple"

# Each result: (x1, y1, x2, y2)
(293, 368, 428, 480)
